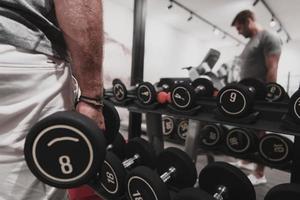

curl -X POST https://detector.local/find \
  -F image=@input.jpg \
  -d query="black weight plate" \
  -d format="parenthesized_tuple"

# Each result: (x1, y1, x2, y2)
(259, 134, 293, 164)
(98, 152, 126, 198)
(137, 82, 156, 105)
(174, 187, 214, 200)
(157, 78, 175, 91)
(103, 100, 120, 144)
(265, 82, 286, 102)
(112, 79, 127, 101)
(198, 162, 256, 200)
(107, 132, 126, 160)
(24, 111, 106, 188)
(265, 183, 300, 200)
(217, 84, 254, 118)
(126, 166, 171, 200)
(157, 147, 197, 189)
(171, 83, 195, 110)
(239, 78, 267, 100)
(200, 124, 225, 149)
(288, 90, 300, 123)
(225, 128, 258, 154)
(176, 119, 188, 141)
(162, 116, 175, 137)
(192, 78, 214, 97)
(125, 138, 156, 169)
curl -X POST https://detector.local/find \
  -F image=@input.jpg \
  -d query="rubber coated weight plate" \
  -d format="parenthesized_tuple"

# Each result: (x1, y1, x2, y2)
(239, 78, 267, 100)
(162, 116, 175, 137)
(265, 82, 286, 102)
(112, 79, 127, 101)
(200, 124, 225, 149)
(24, 111, 106, 188)
(174, 187, 214, 200)
(107, 132, 126, 159)
(198, 162, 256, 200)
(157, 78, 175, 91)
(157, 147, 197, 189)
(265, 183, 300, 200)
(288, 90, 300, 123)
(259, 134, 293, 164)
(217, 84, 254, 118)
(125, 138, 156, 169)
(126, 166, 171, 200)
(225, 128, 258, 154)
(137, 82, 156, 105)
(176, 119, 188, 140)
(192, 78, 214, 97)
(171, 83, 194, 110)
(103, 100, 120, 144)
(98, 152, 126, 198)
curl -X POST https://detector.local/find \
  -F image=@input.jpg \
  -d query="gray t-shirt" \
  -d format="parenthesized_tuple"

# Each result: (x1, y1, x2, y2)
(0, 0, 67, 60)
(239, 30, 282, 82)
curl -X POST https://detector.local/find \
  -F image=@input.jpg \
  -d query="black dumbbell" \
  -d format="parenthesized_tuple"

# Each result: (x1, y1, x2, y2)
(225, 128, 259, 155)
(112, 79, 137, 102)
(288, 89, 300, 123)
(174, 162, 256, 200)
(258, 134, 293, 165)
(199, 124, 228, 150)
(136, 79, 174, 105)
(162, 115, 176, 139)
(265, 82, 289, 102)
(106, 132, 126, 159)
(125, 147, 197, 200)
(175, 118, 189, 143)
(24, 101, 120, 188)
(171, 77, 215, 110)
(97, 137, 156, 199)
(217, 78, 267, 118)
(265, 183, 300, 200)
(24, 112, 106, 189)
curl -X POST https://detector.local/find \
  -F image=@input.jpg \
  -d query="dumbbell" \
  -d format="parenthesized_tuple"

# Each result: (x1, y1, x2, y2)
(24, 100, 120, 188)
(106, 132, 126, 159)
(136, 79, 174, 105)
(171, 77, 215, 110)
(258, 134, 293, 165)
(125, 147, 197, 200)
(111, 79, 137, 102)
(174, 162, 256, 200)
(288, 89, 300, 123)
(225, 128, 259, 155)
(265, 183, 300, 200)
(162, 115, 176, 139)
(97, 137, 156, 199)
(217, 78, 267, 118)
(199, 124, 228, 150)
(265, 82, 289, 102)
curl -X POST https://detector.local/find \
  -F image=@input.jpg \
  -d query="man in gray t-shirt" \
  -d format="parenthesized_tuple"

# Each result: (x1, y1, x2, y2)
(230, 10, 282, 186)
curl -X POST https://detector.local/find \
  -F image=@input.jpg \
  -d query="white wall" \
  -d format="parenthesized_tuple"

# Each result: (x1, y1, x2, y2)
(103, 0, 300, 94)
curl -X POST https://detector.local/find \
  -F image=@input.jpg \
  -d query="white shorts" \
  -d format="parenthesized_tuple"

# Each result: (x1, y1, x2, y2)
(0, 44, 73, 199)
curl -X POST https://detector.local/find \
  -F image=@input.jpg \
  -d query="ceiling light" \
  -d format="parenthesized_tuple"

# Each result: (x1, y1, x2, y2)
(270, 18, 276, 28)
(213, 27, 220, 35)
(187, 12, 193, 21)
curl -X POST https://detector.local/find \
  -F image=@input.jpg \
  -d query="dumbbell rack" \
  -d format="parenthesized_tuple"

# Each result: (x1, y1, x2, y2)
(106, 97, 300, 186)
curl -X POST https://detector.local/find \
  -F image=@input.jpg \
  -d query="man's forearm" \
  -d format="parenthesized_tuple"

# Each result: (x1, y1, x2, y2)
(54, 0, 104, 98)
(265, 54, 280, 83)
